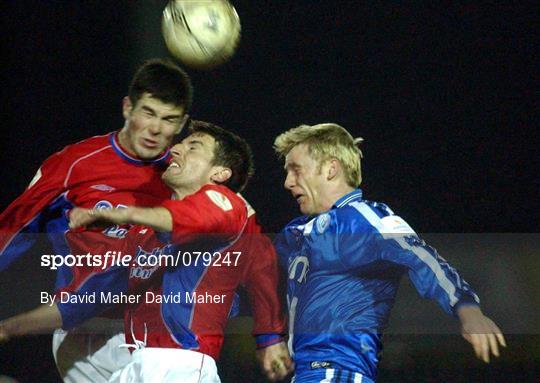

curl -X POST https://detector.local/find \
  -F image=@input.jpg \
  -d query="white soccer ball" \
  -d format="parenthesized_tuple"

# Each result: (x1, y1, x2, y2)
(162, 0, 241, 69)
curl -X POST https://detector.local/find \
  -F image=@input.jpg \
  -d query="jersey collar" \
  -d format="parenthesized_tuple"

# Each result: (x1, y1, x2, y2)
(287, 189, 364, 235)
(286, 189, 364, 234)
(110, 132, 170, 165)
(332, 189, 363, 209)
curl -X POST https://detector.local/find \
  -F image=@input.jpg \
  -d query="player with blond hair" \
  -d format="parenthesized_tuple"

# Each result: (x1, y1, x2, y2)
(274, 123, 505, 382)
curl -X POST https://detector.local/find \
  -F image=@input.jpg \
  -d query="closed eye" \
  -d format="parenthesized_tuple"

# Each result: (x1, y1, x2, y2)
(185, 140, 203, 149)
(140, 106, 156, 116)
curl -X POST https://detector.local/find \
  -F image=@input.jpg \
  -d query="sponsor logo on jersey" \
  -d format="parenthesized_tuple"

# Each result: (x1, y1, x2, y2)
(130, 264, 159, 280)
(380, 215, 416, 235)
(93, 201, 130, 238)
(102, 225, 130, 238)
(130, 245, 171, 279)
(288, 255, 309, 284)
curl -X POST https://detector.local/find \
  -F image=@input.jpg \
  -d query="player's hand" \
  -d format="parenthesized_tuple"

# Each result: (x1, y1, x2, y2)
(256, 341, 294, 381)
(0, 318, 16, 343)
(0, 321, 9, 343)
(69, 207, 130, 229)
(458, 305, 506, 363)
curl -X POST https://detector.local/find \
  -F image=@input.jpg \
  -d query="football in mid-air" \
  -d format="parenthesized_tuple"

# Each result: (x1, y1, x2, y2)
(162, 0, 241, 69)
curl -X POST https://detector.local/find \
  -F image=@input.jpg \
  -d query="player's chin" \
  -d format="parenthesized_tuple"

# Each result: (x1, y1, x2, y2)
(162, 171, 182, 189)
(135, 145, 166, 160)
(298, 203, 313, 215)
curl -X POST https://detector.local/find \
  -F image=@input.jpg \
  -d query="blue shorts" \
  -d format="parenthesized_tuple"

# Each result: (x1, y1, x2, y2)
(292, 367, 374, 383)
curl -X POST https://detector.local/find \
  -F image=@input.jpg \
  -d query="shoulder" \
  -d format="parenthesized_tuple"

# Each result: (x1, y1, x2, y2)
(235, 193, 256, 218)
(337, 200, 416, 236)
(284, 215, 309, 230)
(51, 133, 113, 162)
(195, 184, 245, 213)
(338, 199, 394, 219)
(165, 184, 246, 220)
(334, 200, 395, 232)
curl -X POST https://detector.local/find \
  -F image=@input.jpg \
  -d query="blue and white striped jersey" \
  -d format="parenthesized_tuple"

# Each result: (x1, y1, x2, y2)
(274, 189, 480, 381)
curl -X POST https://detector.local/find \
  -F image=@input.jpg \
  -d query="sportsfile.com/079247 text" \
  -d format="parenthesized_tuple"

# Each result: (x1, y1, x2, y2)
(40, 251, 242, 270)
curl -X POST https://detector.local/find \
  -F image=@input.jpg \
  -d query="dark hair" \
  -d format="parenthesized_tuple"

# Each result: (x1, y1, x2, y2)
(129, 58, 193, 111)
(186, 120, 254, 193)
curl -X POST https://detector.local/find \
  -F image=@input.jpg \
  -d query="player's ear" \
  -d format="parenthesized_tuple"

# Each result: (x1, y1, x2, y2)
(175, 114, 190, 135)
(122, 96, 133, 120)
(211, 166, 232, 184)
(326, 159, 339, 181)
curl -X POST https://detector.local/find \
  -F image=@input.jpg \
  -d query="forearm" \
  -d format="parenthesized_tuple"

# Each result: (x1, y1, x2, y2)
(0, 303, 62, 340)
(126, 207, 173, 232)
(70, 206, 173, 232)
(388, 237, 480, 316)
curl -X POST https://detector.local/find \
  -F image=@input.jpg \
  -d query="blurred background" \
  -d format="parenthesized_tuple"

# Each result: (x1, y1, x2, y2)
(0, 1, 538, 382)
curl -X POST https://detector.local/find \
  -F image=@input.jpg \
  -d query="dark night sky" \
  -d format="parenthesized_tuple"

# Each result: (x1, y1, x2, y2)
(1, 1, 537, 234)
(0, 2, 538, 382)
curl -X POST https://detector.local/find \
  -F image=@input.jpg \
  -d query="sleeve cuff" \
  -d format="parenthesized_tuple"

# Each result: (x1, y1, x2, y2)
(452, 297, 480, 318)
(255, 334, 284, 349)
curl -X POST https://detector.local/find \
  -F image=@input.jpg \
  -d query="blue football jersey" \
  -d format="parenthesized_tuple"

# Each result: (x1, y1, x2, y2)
(274, 189, 480, 381)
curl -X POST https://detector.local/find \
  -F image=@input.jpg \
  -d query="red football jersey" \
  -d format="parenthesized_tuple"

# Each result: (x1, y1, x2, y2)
(124, 185, 286, 359)
(0, 132, 172, 296)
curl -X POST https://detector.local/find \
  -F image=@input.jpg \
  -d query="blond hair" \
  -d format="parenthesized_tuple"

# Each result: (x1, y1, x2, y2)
(274, 123, 364, 187)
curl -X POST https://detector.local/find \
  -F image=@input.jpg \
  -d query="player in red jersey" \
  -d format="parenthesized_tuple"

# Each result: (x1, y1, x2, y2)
(0, 58, 192, 382)
(4, 122, 292, 381)
(69, 122, 292, 382)
(1, 122, 293, 382)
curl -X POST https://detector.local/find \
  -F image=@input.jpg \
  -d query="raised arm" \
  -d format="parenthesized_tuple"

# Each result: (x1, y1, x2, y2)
(0, 304, 62, 342)
(69, 206, 173, 233)
(340, 202, 506, 363)
(376, 222, 507, 363)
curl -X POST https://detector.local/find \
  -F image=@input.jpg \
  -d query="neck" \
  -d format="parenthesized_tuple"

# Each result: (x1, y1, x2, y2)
(320, 184, 355, 212)
(172, 187, 196, 201)
(117, 126, 137, 156)
(172, 182, 213, 201)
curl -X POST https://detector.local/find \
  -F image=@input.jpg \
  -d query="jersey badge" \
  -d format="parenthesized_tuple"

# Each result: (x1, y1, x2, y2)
(205, 190, 233, 211)
(315, 213, 331, 234)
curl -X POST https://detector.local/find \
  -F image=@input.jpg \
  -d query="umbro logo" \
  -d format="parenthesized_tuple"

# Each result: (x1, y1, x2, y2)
(90, 184, 116, 192)
(310, 361, 333, 369)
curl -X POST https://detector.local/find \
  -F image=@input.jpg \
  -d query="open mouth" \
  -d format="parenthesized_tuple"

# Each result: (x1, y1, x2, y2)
(167, 161, 181, 170)
(141, 138, 159, 149)
(294, 194, 305, 204)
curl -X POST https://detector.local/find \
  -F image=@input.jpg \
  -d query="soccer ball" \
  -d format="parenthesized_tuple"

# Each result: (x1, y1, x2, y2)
(162, 0, 241, 69)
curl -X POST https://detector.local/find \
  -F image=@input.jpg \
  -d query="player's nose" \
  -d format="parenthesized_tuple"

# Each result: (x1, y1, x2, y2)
(170, 143, 184, 157)
(148, 118, 162, 135)
(284, 172, 295, 190)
